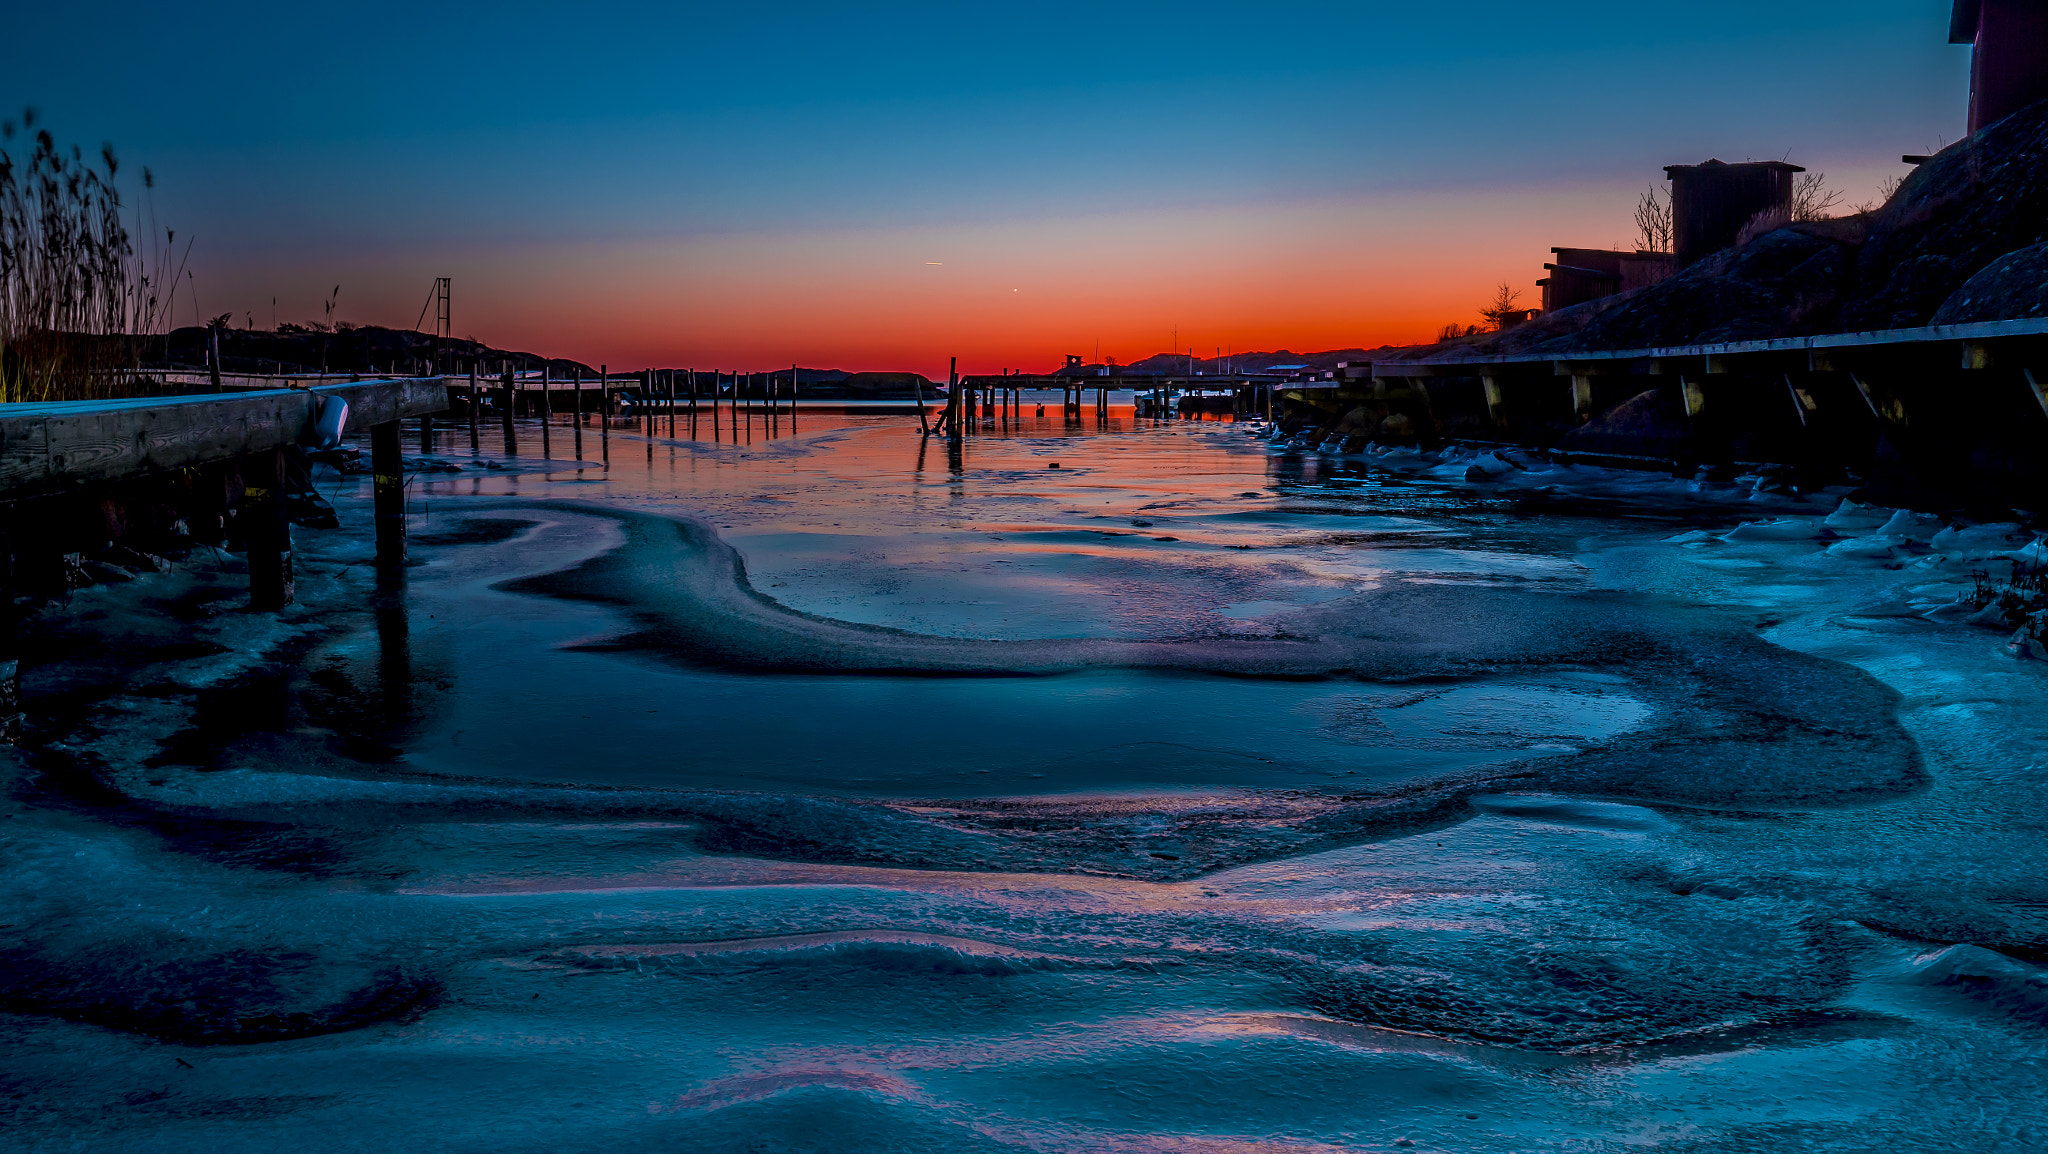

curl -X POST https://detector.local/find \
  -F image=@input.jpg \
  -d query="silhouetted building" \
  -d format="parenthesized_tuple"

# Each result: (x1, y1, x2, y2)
(1537, 248, 1675, 312)
(1663, 160, 1802, 268)
(1952, 0, 2048, 133)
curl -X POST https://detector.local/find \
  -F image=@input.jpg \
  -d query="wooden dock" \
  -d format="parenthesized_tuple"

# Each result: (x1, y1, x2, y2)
(1268, 316, 2048, 501)
(0, 378, 449, 739)
(0, 378, 447, 500)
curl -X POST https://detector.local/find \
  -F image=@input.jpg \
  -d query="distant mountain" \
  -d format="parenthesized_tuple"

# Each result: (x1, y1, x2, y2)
(158, 323, 595, 378)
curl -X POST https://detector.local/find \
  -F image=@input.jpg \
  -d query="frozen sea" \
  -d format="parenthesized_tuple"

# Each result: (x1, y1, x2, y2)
(4, 403, 2046, 1152)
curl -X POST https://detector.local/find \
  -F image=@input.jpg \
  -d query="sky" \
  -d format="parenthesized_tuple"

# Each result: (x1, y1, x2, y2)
(9, 1, 1971, 376)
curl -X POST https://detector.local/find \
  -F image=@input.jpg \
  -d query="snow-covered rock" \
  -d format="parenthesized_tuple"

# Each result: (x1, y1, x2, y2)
(1720, 519, 1831, 543)
(1823, 499, 1897, 533)
(1825, 534, 1910, 561)
(1964, 602, 2016, 629)
(1462, 452, 1521, 482)
(2006, 536, 2048, 566)
(1930, 523, 2026, 552)
(1876, 510, 1946, 541)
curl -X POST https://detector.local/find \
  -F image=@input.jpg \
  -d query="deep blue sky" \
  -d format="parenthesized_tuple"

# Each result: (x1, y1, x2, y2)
(8, 2, 1970, 370)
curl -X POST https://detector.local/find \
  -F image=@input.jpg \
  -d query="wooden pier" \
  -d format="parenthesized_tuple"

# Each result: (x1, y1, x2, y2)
(1273, 317, 2048, 503)
(0, 377, 449, 738)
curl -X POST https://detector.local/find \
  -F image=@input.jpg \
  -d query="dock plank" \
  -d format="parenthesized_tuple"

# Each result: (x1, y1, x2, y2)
(0, 378, 447, 501)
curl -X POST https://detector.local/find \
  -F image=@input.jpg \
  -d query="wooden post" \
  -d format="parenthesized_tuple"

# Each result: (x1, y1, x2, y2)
(372, 421, 406, 572)
(2026, 368, 2048, 421)
(915, 372, 929, 434)
(600, 364, 610, 463)
(1570, 375, 1595, 422)
(208, 327, 223, 392)
(245, 446, 295, 609)
(540, 365, 553, 457)
(0, 526, 20, 743)
(573, 368, 585, 459)
(419, 406, 433, 453)
(669, 369, 679, 437)
(1481, 375, 1506, 427)
(1783, 373, 1811, 428)
(790, 362, 798, 431)
(467, 363, 480, 451)
(947, 357, 961, 444)
(499, 367, 516, 450)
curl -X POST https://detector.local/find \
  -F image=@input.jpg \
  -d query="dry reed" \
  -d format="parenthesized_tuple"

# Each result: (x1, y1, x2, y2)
(0, 107, 183, 402)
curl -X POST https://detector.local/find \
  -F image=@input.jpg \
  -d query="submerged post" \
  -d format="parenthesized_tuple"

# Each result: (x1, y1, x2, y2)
(245, 447, 295, 609)
(789, 362, 798, 431)
(372, 420, 406, 573)
(467, 363, 480, 451)
(600, 364, 610, 463)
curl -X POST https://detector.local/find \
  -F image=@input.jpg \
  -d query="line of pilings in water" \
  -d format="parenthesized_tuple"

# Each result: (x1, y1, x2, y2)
(421, 363, 1286, 456)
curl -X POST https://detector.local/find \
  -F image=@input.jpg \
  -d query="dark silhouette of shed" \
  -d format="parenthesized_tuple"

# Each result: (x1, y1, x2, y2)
(1952, 0, 2048, 134)
(1663, 160, 1802, 268)
(1538, 248, 1676, 311)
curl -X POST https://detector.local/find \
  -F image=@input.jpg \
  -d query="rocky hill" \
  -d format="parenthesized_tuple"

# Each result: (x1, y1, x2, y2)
(1396, 96, 2048, 361)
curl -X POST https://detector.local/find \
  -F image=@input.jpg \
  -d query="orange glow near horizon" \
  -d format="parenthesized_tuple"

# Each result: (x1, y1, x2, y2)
(218, 184, 1681, 378)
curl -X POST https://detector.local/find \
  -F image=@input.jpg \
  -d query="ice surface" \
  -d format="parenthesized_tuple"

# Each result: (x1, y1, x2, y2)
(4, 413, 2045, 1151)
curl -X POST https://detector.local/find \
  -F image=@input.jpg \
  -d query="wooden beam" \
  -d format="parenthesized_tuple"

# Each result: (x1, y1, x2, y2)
(245, 446, 294, 609)
(0, 378, 446, 503)
(372, 420, 406, 573)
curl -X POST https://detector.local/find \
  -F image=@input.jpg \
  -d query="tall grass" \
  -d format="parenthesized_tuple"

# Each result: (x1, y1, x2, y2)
(0, 107, 183, 402)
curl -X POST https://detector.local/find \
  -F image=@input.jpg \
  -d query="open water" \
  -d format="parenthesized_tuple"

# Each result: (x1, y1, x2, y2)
(4, 404, 2045, 1152)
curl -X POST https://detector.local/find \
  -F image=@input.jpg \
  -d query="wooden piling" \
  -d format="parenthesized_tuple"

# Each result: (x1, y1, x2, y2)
(540, 365, 553, 457)
(245, 446, 295, 609)
(600, 364, 610, 463)
(499, 368, 516, 451)
(467, 364, 480, 451)
(573, 368, 585, 459)
(372, 420, 406, 572)
(0, 527, 19, 743)
(947, 357, 961, 444)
